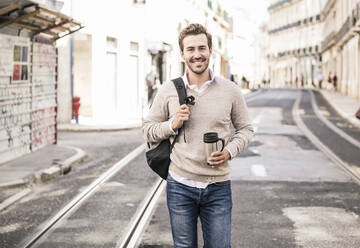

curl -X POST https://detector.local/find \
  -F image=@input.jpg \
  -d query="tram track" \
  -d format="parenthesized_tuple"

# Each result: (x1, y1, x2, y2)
(292, 89, 360, 184)
(244, 88, 267, 103)
(118, 89, 269, 247)
(117, 178, 165, 248)
(20, 145, 145, 248)
(19, 87, 360, 248)
(18, 87, 269, 248)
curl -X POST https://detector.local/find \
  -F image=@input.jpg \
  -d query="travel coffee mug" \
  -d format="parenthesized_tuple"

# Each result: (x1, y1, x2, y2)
(203, 132, 225, 165)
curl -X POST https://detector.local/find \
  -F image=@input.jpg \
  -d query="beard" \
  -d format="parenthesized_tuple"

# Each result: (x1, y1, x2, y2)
(185, 57, 210, 75)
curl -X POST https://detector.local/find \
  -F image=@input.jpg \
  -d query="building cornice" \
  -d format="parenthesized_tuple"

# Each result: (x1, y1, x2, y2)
(268, 14, 321, 34)
(322, 0, 336, 20)
(268, 0, 294, 11)
(321, 3, 360, 53)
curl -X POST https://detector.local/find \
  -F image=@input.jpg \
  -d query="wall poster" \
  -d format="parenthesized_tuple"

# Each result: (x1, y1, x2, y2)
(12, 43, 29, 83)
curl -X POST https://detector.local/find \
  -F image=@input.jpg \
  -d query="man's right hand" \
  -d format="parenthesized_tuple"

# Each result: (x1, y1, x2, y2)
(171, 104, 190, 130)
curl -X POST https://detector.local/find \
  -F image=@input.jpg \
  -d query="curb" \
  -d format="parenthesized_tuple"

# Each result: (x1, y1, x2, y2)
(37, 145, 87, 183)
(0, 179, 28, 189)
(317, 89, 360, 129)
(57, 124, 142, 132)
(0, 146, 87, 190)
(0, 188, 32, 212)
(0, 146, 87, 211)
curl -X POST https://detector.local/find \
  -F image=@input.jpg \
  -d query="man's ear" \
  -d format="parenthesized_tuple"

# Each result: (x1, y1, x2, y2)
(180, 50, 185, 60)
(209, 47, 212, 55)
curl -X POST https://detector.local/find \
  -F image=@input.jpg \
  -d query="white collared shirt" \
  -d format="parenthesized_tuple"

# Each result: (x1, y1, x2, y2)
(182, 68, 215, 93)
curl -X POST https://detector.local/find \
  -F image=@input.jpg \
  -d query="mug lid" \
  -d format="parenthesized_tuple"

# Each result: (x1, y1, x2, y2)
(203, 132, 219, 143)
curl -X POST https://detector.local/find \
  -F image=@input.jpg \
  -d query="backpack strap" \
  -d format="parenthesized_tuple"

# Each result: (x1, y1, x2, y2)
(146, 78, 188, 150)
(170, 77, 187, 149)
(172, 77, 187, 105)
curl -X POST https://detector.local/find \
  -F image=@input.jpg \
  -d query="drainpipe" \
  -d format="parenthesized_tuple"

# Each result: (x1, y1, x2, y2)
(70, 36, 74, 104)
(70, 0, 74, 119)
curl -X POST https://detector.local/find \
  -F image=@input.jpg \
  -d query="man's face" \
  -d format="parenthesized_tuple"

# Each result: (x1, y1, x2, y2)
(181, 34, 212, 75)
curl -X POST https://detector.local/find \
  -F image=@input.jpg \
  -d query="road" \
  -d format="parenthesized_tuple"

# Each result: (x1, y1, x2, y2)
(140, 89, 360, 248)
(1, 88, 360, 248)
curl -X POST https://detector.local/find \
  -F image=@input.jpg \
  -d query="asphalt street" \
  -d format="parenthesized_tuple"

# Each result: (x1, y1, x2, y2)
(0, 129, 146, 248)
(1, 89, 360, 248)
(139, 89, 360, 248)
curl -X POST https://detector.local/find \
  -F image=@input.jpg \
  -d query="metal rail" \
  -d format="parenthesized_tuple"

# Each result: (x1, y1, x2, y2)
(20, 144, 145, 248)
(117, 178, 166, 248)
(292, 90, 360, 185)
(309, 90, 360, 149)
(244, 88, 267, 102)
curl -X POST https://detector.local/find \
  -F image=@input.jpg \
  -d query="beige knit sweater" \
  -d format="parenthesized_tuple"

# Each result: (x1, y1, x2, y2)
(142, 76, 254, 183)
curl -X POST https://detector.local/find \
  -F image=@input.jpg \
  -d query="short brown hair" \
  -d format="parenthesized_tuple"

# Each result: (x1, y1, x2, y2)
(178, 23, 212, 51)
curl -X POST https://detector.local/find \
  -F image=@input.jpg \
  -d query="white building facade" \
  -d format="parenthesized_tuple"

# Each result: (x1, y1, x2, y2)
(321, 0, 360, 99)
(58, 0, 231, 126)
(267, 0, 360, 100)
(267, 0, 327, 88)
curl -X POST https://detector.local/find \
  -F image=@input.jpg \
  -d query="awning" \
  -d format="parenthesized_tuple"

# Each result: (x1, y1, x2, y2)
(0, 0, 83, 41)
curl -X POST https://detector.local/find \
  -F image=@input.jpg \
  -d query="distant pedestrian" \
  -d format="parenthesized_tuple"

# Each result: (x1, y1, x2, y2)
(146, 66, 157, 106)
(300, 74, 304, 87)
(241, 76, 249, 89)
(142, 23, 254, 247)
(327, 72, 333, 90)
(332, 73, 338, 91)
(356, 107, 360, 120)
(230, 74, 235, 82)
(230, 74, 238, 86)
(317, 73, 324, 89)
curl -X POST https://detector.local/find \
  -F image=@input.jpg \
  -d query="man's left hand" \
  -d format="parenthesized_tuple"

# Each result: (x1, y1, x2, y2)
(208, 150, 231, 166)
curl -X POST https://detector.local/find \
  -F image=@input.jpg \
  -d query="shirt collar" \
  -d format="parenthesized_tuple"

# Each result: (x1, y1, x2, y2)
(182, 69, 215, 89)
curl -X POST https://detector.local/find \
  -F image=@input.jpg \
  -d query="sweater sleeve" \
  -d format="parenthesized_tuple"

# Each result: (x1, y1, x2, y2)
(225, 88, 254, 157)
(142, 83, 175, 143)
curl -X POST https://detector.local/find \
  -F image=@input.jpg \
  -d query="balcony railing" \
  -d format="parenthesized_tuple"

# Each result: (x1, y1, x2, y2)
(268, 15, 320, 34)
(321, 2, 360, 52)
(273, 44, 320, 58)
(335, 17, 351, 44)
(353, 2, 360, 26)
(321, 31, 335, 51)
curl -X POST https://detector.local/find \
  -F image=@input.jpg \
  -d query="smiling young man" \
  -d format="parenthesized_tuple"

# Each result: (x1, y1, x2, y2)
(142, 23, 254, 247)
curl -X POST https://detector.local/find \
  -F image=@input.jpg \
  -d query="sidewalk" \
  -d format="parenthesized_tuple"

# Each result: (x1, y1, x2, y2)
(0, 144, 87, 211)
(0, 144, 87, 189)
(57, 118, 142, 132)
(0, 118, 143, 211)
(318, 89, 360, 129)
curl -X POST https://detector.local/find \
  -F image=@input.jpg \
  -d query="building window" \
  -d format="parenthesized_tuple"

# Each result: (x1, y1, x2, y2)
(218, 37, 222, 49)
(224, 11, 228, 22)
(130, 42, 139, 53)
(207, 0, 212, 9)
(217, 5, 222, 16)
(107, 37, 117, 49)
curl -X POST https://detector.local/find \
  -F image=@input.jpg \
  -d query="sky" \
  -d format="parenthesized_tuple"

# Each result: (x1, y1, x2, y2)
(222, 0, 270, 25)
(220, 1, 270, 81)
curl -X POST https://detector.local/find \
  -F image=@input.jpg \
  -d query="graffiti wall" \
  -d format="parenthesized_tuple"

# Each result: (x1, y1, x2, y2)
(0, 34, 57, 163)
(32, 43, 57, 151)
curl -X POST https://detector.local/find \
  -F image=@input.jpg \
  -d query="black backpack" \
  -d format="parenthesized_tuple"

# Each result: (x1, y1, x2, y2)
(145, 77, 188, 180)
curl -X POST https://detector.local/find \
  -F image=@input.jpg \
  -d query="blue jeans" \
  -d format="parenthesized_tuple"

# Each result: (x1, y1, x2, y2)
(166, 174, 232, 248)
